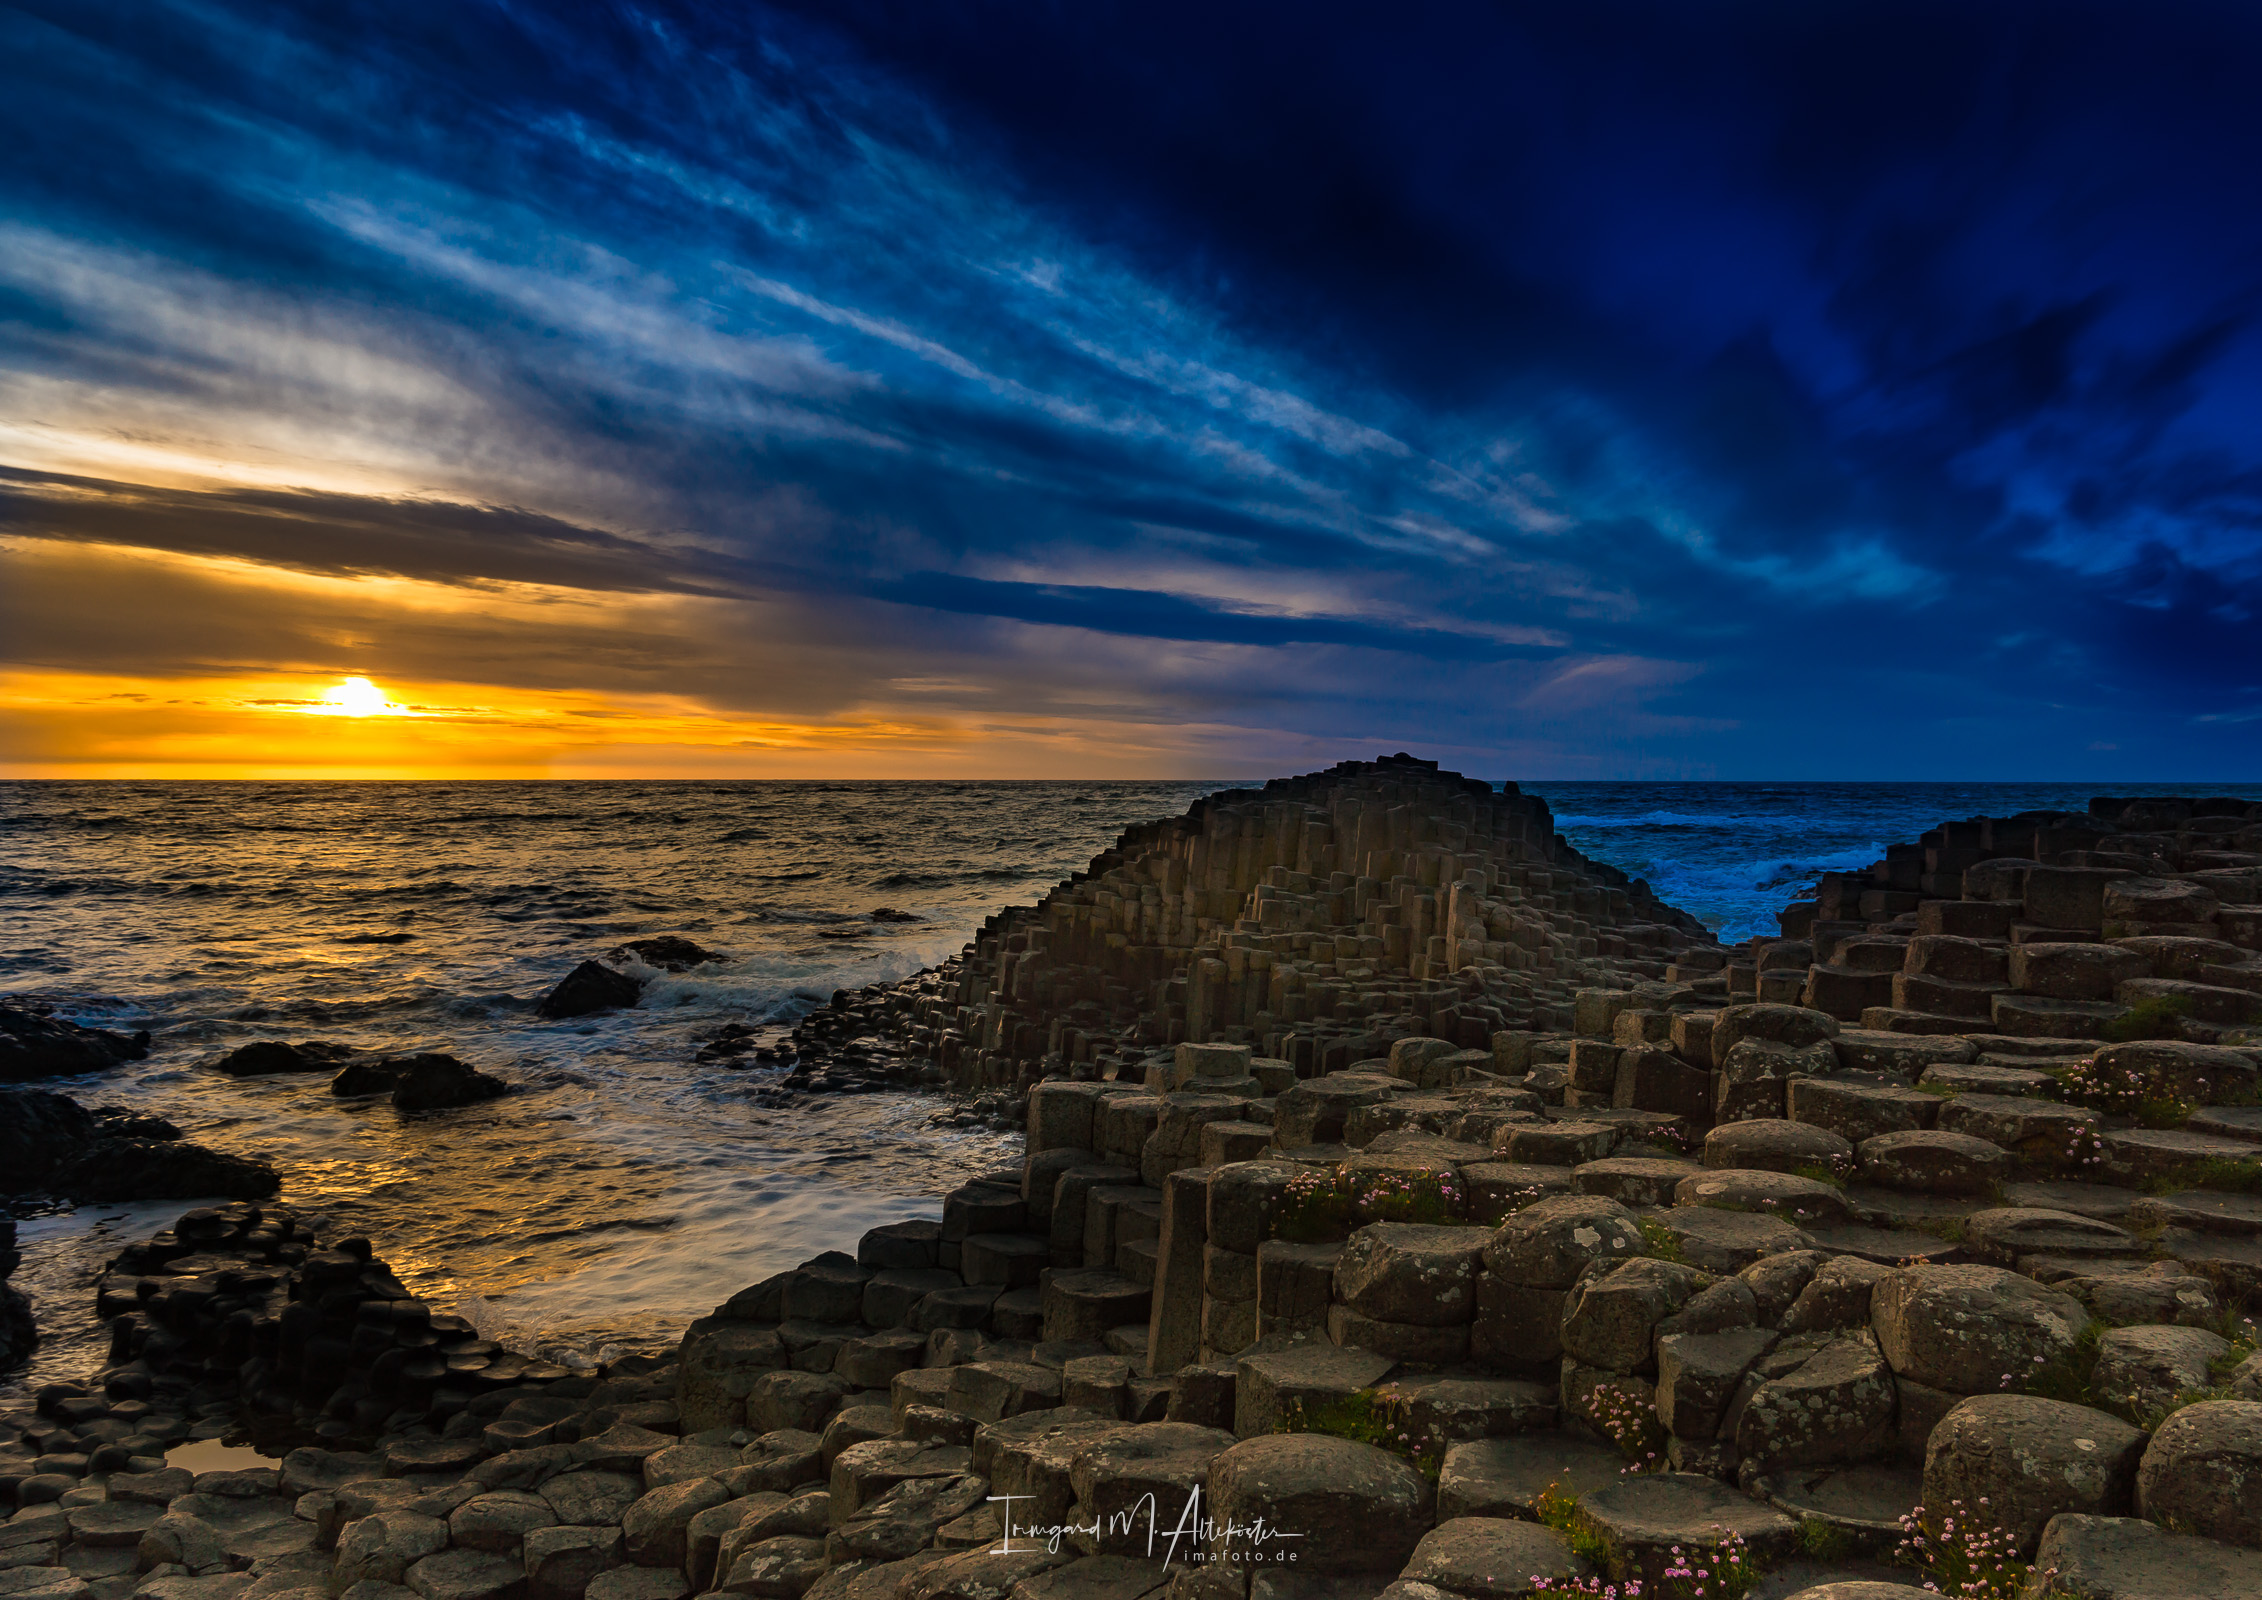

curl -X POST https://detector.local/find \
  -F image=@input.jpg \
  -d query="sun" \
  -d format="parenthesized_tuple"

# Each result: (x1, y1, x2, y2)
(320, 676, 395, 717)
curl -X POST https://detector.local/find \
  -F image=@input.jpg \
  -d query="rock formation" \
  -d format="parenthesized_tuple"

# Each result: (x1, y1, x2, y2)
(0, 1089, 277, 1205)
(0, 1002, 149, 1082)
(11, 767, 2262, 1600)
(771, 755, 1712, 1096)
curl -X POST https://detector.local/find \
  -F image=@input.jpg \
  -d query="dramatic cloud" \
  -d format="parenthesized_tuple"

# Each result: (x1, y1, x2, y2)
(3, 0, 2259, 776)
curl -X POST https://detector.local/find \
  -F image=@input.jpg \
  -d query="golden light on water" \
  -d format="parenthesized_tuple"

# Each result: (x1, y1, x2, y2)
(317, 676, 397, 717)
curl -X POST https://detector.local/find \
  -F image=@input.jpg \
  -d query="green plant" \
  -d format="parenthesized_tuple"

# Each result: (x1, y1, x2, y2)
(1896, 1500, 2052, 1599)
(1638, 1216, 1687, 1263)
(1276, 1387, 1445, 1479)
(2102, 995, 2192, 1043)
(1798, 1516, 1853, 1561)
(2018, 1122, 2109, 1179)
(1349, 1165, 1466, 1225)
(1583, 1379, 1668, 1473)
(2144, 1156, 2262, 1194)
(2053, 1054, 2197, 1127)
(1659, 1529, 1762, 1600)
(1535, 1481, 1613, 1569)
(2004, 1319, 2105, 1405)
(1272, 1168, 1356, 1242)
(1789, 1160, 1849, 1189)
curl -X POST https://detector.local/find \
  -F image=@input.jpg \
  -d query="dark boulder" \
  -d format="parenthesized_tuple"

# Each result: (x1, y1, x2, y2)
(1, 1087, 276, 1201)
(390, 1053, 508, 1112)
(213, 1039, 359, 1076)
(48, 1137, 279, 1201)
(868, 908, 921, 923)
(0, 1003, 149, 1081)
(0, 1088, 98, 1189)
(331, 1057, 405, 1096)
(536, 960, 643, 1018)
(92, 1106, 182, 1141)
(0, 1281, 31, 1375)
(329, 1052, 508, 1111)
(610, 937, 725, 972)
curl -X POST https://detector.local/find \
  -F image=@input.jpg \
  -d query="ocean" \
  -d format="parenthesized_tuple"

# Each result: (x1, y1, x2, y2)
(3, 776, 2252, 1392)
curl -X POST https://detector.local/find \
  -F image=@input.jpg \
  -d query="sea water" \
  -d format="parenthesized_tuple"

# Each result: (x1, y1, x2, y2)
(3, 776, 2249, 1389)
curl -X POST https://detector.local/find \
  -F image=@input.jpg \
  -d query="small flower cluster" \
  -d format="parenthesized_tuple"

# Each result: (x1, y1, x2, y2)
(1273, 1168, 1356, 1241)
(2033, 1123, 2108, 1175)
(1998, 1352, 2049, 1390)
(1351, 1165, 1465, 1225)
(2055, 1055, 2196, 1125)
(1530, 1579, 1643, 1597)
(1895, 1499, 2050, 1599)
(1659, 1528, 1756, 1599)
(1587, 1380, 1667, 1472)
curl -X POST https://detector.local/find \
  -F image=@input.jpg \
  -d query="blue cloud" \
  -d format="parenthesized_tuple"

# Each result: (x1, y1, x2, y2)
(2, 0, 2260, 775)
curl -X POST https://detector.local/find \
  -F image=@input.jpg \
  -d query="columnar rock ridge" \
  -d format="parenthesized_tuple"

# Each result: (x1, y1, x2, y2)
(16, 776, 2262, 1600)
(1728, 792, 2262, 1045)
(772, 755, 1712, 1097)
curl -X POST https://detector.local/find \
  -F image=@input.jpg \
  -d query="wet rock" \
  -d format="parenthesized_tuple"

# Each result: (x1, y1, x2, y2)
(0, 1003, 148, 1082)
(1922, 1395, 2144, 1553)
(610, 939, 725, 973)
(389, 1056, 509, 1113)
(48, 1136, 278, 1202)
(2, 1089, 269, 1202)
(536, 963, 643, 1021)
(2134, 1400, 2262, 1548)
(212, 1041, 358, 1077)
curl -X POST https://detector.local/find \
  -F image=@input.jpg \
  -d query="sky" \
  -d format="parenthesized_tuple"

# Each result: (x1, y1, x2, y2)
(3, 1, 2261, 779)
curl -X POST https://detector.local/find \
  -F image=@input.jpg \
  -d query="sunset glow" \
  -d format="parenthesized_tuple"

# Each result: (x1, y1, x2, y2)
(317, 677, 397, 717)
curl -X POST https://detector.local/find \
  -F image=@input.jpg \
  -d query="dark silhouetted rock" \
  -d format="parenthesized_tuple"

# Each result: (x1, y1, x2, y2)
(213, 1039, 359, 1076)
(611, 937, 726, 972)
(49, 1136, 279, 1201)
(332, 1051, 506, 1109)
(4, 1088, 266, 1202)
(538, 961, 643, 1018)
(0, 1003, 148, 1081)
(868, 908, 921, 923)
(391, 1053, 509, 1112)
(93, 1106, 182, 1141)
(333, 1057, 406, 1095)
(0, 1088, 99, 1190)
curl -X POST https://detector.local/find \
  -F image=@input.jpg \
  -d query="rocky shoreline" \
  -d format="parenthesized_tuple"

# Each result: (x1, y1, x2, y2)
(7, 757, 2262, 1600)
